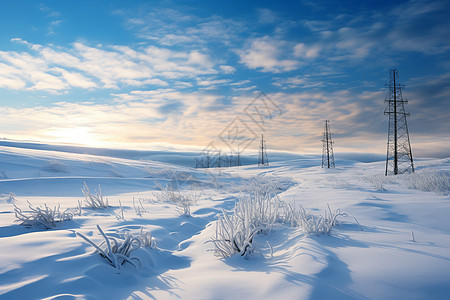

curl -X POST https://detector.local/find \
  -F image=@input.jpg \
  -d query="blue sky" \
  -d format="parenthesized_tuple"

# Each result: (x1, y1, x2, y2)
(0, 0, 449, 157)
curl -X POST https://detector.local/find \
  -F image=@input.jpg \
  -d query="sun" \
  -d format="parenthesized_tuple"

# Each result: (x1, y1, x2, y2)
(45, 126, 102, 147)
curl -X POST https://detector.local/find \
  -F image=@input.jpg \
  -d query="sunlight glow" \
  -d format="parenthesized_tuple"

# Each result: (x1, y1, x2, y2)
(45, 127, 102, 147)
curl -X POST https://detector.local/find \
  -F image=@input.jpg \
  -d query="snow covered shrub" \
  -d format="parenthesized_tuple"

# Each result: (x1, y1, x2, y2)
(209, 186, 281, 257)
(284, 203, 348, 236)
(137, 227, 157, 248)
(209, 209, 260, 257)
(176, 198, 191, 217)
(0, 192, 16, 204)
(77, 225, 141, 270)
(235, 190, 281, 234)
(14, 201, 73, 228)
(82, 182, 109, 209)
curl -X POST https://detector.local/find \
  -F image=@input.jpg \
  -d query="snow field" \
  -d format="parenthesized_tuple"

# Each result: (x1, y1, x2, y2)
(0, 144, 449, 299)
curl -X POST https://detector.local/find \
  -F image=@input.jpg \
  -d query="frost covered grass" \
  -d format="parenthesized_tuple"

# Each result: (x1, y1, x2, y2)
(210, 178, 350, 257)
(77, 225, 142, 270)
(176, 198, 192, 217)
(137, 227, 157, 248)
(284, 203, 348, 236)
(210, 208, 260, 257)
(133, 197, 147, 216)
(328, 176, 360, 190)
(82, 182, 109, 209)
(361, 171, 450, 195)
(362, 175, 392, 191)
(235, 191, 281, 234)
(112, 200, 125, 221)
(0, 192, 16, 203)
(153, 181, 198, 216)
(401, 171, 450, 195)
(224, 175, 289, 195)
(209, 179, 281, 257)
(153, 181, 195, 203)
(13, 201, 73, 228)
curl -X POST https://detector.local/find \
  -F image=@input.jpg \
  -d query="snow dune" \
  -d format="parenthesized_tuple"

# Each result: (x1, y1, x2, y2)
(0, 142, 449, 299)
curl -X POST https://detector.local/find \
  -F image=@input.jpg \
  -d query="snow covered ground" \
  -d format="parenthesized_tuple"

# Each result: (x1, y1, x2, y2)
(0, 142, 449, 299)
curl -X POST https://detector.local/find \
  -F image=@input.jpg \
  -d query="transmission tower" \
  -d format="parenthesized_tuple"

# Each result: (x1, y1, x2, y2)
(384, 69, 414, 176)
(258, 134, 269, 167)
(237, 147, 241, 166)
(321, 120, 335, 168)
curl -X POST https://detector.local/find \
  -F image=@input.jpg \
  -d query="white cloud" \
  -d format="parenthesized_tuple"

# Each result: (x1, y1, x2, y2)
(0, 50, 68, 92)
(238, 37, 300, 73)
(0, 62, 26, 89)
(0, 75, 26, 90)
(273, 76, 324, 89)
(52, 68, 97, 89)
(159, 34, 193, 46)
(188, 51, 213, 68)
(0, 40, 219, 92)
(293, 43, 321, 59)
(219, 65, 236, 74)
(232, 85, 256, 92)
(257, 8, 278, 24)
(229, 80, 251, 86)
(197, 79, 230, 86)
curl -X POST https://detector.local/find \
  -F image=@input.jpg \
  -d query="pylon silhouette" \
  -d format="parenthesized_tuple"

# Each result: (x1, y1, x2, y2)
(258, 134, 269, 167)
(321, 120, 335, 168)
(384, 69, 414, 175)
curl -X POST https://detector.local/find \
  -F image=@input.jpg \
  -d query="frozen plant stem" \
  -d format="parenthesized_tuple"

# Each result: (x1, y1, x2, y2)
(14, 201, 73, 228)
(82, 182, 109, 209)
(76, 225, 141, 270)
(113, 200, 125, 221)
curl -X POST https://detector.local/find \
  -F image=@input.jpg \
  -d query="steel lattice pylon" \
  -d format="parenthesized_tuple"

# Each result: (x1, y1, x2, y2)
(258, 134, 269, 167)
(384, 69, 414, 175)
(321, 120, 335, 168)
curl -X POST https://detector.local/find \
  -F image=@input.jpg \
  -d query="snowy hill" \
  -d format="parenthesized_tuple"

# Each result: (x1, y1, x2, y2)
(0, 141, 449, 299)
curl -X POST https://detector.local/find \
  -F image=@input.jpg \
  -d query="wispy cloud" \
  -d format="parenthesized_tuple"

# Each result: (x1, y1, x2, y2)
(273, 76, 324, 89)
(120, 7, 244, 47)
(238, 36, 300, 73)
(39, 4, 63, 35)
